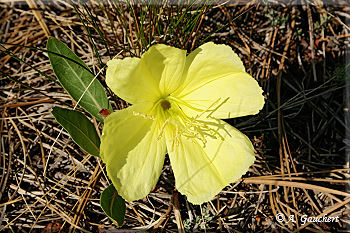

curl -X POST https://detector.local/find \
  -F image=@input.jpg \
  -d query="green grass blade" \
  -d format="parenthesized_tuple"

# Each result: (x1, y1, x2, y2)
(73, 4, 103, 68)
(0, 43, 59, 85)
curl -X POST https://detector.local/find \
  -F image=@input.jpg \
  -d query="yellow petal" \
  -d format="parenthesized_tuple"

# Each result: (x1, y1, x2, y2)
(106, 44, 186, 104)
(100, 104, 166, 201)
(106, 57, 161, 104)
(142, 44, 186, 95)
(174, 42, 246, 96)
(166, 119, 255, 205)
(179, 72, 264, 119)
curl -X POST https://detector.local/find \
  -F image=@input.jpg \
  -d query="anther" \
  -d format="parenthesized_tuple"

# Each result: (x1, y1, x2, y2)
(161, 100, 171, 110)
(133, 111, 155, 120)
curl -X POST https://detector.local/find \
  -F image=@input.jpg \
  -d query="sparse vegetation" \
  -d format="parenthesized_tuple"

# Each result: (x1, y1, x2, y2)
(0, 1, 349, 232)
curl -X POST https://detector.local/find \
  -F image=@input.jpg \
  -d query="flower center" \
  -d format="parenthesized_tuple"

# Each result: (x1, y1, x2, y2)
(156, 97, 225, 150)
(161, 100, 171, 110)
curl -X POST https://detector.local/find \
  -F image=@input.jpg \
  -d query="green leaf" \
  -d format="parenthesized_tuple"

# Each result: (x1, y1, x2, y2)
(52, 107, 100, 157)
(47, 37, 110, 122)
(100, 184, 126, 226)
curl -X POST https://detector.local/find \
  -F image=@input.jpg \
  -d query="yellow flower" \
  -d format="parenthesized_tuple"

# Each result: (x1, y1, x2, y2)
(100, 42, 264, 205)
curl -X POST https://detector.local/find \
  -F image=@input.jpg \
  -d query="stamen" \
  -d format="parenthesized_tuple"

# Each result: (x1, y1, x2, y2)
(206, 97, 230, 118)
(156, 97, 230, 147)
(132, 111, 156, 120)
(195, 98, 222, 119)
(157, 118, 170, 140)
